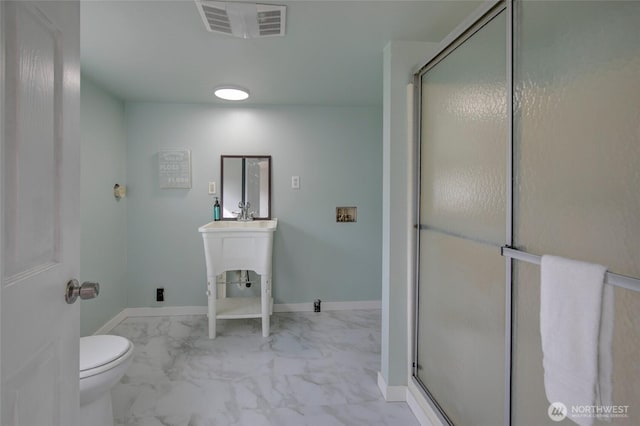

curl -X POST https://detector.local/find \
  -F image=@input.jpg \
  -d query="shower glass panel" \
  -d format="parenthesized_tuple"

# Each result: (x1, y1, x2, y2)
(512, 2, 640, 425)
(416, 9, 506, 425)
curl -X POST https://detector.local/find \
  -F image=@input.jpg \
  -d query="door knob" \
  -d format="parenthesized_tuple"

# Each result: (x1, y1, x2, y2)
(65, 279, 100, 304)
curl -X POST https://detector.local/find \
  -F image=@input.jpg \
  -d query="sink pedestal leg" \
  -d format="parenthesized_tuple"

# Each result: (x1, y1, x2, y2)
(207, 276, 217, 339)
(261, 274, 271, 337)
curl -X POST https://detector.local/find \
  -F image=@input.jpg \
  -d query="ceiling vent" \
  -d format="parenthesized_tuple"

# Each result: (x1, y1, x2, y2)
(195, 1, 286, 39)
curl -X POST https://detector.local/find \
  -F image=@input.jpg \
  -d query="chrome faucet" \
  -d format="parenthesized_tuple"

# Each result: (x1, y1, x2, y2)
(236, 201, 254, 221)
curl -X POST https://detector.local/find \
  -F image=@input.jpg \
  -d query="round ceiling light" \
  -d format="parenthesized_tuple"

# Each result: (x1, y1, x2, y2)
(214, 86, 250, 101)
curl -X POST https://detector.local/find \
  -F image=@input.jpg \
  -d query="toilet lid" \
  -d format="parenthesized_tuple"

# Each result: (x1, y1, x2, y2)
(80, 335, 132, 372)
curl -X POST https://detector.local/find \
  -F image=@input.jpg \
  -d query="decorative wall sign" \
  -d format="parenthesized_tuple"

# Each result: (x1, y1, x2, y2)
(158, 149, 192, 189)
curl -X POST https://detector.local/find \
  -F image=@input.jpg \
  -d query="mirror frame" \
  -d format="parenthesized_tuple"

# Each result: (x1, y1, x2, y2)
(220, 155, 272, 220)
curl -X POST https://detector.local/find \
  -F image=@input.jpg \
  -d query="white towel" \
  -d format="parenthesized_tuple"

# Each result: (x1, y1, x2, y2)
(540, 255, 614, 426)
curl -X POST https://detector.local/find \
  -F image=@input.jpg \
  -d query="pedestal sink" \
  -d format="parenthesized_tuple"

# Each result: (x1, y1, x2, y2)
(198, 219, 277, 339)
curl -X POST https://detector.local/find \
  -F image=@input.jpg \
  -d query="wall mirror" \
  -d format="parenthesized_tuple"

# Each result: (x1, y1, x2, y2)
(221, 155, 271, 220)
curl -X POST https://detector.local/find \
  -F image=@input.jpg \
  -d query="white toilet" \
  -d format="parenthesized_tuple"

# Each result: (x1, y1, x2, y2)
(79, 335, 134, 426)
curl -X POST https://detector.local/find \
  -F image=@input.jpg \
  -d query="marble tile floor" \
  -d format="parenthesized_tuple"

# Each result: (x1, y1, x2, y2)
(110, 309, 419, 426)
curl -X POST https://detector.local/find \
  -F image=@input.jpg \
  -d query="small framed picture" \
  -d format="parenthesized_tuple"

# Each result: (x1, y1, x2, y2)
(158, 149, 192, 189)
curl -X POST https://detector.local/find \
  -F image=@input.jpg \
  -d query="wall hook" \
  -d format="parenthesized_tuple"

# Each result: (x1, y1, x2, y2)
(114, 183, 126, 200)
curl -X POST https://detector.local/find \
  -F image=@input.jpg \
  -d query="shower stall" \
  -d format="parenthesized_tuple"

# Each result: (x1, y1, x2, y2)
(412, 1, 640, 425)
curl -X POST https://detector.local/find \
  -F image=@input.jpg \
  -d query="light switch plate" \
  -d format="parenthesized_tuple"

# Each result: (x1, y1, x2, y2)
(208, 181, 216, 194)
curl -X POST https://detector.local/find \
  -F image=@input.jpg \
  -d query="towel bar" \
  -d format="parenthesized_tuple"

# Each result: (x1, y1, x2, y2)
(501, 246, 640, 293)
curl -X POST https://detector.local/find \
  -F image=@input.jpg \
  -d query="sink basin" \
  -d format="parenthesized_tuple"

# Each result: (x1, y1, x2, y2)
(198, 219, 277, 272)
(198, 219, 277, 233)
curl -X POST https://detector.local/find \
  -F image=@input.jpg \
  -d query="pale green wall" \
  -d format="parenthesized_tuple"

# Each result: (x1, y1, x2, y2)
(125, 103, 383, 307)
(80, 76, 128, 336)
(381, 41, 439, 387)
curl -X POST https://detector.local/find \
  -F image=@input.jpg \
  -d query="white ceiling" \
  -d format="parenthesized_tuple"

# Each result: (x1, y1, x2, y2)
(81, 0, 479, 106)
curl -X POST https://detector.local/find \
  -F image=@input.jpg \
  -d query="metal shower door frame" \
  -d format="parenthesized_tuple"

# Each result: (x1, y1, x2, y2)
(410, 1, 514, 425)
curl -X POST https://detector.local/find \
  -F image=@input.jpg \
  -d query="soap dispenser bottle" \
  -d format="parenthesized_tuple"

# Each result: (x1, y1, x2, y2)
(213, 197, 221, 221)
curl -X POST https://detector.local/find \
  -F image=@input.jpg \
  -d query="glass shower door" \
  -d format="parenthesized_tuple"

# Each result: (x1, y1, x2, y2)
(511, 2, 640, 424)
(415, 8, 507, 425)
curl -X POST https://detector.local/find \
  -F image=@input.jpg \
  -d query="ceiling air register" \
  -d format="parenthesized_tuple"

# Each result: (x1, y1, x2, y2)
(195, 1, 286, 39)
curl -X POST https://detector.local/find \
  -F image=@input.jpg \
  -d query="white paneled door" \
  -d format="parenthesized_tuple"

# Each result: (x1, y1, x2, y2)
(1, 1, 81, 425)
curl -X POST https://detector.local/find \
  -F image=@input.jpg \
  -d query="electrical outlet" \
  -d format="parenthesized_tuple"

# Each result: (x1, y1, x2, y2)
(208, 181, 216, 194)
(156, 288, 164, 302)
(291, 176, 300, 190)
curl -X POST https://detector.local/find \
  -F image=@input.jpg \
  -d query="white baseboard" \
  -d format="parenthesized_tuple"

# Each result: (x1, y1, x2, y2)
(125, 306, 208, 317)
(274, 300, 381, 312)
(322, 300, 381, 310)
(407, 380, 444, 426)
(273, 303, 312, 312)
(96, 301, 382, 333)
(377, 371, 407, 402)
(93, 309, 128, 335)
